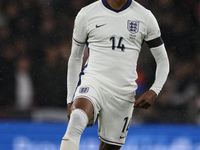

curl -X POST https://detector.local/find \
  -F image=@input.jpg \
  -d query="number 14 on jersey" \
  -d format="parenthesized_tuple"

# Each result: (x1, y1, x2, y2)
(110, 36, 125, 52)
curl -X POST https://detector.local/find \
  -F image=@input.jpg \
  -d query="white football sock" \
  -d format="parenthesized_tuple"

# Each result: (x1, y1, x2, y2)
(60, 109, 88, 150)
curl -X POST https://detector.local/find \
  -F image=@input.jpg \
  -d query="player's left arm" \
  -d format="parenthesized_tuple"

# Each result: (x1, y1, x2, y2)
(134, 11, 170, 109)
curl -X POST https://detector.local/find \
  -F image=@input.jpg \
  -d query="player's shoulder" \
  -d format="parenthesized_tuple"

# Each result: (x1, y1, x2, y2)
(76, 1, 101, 18)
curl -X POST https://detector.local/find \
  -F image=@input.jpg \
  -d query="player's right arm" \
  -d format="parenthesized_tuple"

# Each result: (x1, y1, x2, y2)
(67, 8, 88, 119)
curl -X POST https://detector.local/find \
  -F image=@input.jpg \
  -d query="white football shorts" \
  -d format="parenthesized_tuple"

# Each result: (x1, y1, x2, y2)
(73, 77, 134, 146)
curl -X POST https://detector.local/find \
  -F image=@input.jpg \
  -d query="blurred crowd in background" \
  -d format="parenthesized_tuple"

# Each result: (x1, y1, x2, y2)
(0, 0, 200, 124)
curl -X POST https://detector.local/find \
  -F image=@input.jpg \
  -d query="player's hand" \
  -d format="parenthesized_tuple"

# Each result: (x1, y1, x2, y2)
(134, 90, 157, 109)
(67, 103, 72, 120)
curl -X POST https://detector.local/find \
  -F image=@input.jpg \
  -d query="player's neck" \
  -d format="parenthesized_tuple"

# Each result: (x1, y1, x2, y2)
(106, 0, 128, 10)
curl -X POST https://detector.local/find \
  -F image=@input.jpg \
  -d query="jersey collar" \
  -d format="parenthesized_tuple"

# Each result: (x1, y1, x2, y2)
(102, 0, 132, 13)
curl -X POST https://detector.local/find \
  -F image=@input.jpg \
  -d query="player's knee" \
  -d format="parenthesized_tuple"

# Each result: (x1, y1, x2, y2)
(70, 109, 89, 132)
(72, 97, 95, 121)
(64, 109, 89, 137)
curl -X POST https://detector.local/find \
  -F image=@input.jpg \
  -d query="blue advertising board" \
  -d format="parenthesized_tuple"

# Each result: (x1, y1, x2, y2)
(0, 121, 200, 150)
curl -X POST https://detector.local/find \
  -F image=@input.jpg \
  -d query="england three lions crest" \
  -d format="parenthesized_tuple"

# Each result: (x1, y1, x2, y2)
(127, 20, 139, 34)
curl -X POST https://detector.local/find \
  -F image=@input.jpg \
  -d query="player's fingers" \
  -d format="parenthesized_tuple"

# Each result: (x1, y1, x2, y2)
(134, 99, 145, 108)
(67, 103, 72, 120)
(140, 99, 153, 108)
(67, 115, 70, 121)
(67, 110, 71, 120)
(134, 100, 140, 107)
(137, 100, 147, 108)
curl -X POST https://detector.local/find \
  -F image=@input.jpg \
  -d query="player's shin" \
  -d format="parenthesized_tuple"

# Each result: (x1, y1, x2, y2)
(60, 109, 89, 150)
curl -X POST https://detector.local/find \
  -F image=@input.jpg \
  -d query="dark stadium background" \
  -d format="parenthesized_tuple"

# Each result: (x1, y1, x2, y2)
(0, 0, 200, 150)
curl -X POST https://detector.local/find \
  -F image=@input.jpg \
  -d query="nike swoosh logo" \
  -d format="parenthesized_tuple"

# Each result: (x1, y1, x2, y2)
(96, 24, 106, 28)
(120, 135, 126, 139)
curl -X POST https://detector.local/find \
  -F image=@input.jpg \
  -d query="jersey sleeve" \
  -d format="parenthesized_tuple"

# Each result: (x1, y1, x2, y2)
(67, 41, 86, 104)
(67, 9, 87, 104)
(73, 8, 88, 44)
(145, 12, 169, 95)
(144, 11, 161, 42)
(149, 44, 169, 95)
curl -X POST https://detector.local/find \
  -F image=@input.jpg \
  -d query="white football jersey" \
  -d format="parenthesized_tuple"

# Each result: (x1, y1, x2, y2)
(72, 0, 161, 101)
